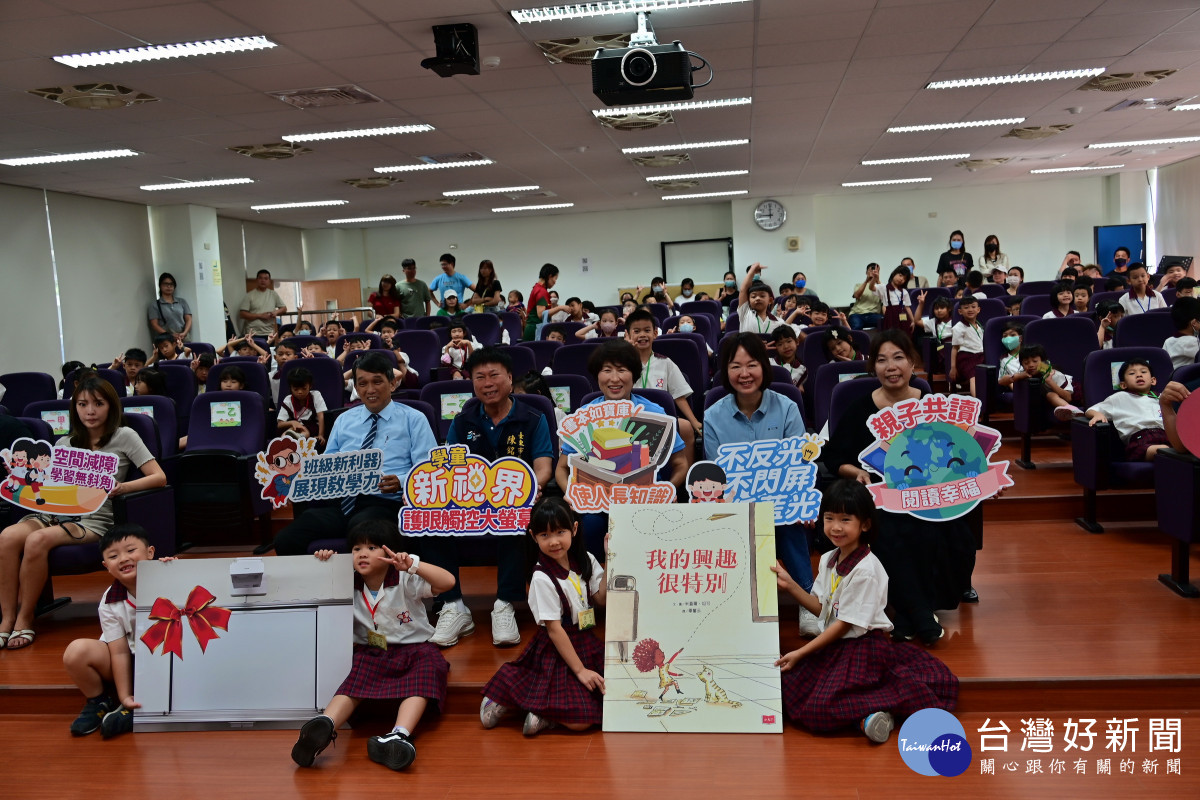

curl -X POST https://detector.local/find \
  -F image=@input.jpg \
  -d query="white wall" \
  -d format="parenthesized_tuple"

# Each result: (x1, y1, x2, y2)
(361, 204, 733, 306)
(149, 205, 224, 344)
(0, 184, 60, 374)
(303, 228, 367, 283)
(1155, 154, 1200, 269)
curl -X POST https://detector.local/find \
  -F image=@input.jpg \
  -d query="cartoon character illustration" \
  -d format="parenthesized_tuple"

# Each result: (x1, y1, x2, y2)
(1, 439, 34, 500)
(25, 442, 53, 506)
(254, 436, 314, 509)
(697, 665, 741, 708)
(686, 462, 727, 503)
(882, 422, 988, 521)
(799, 436, 825, 463)
(632, 638, 685, 701)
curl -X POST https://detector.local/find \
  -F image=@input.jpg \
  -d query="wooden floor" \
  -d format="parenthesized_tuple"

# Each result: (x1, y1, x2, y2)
(4, 433, 1200, 797)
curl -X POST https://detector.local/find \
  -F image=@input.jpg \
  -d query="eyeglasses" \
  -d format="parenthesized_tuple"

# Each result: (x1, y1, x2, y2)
(161, 282, 175, 288)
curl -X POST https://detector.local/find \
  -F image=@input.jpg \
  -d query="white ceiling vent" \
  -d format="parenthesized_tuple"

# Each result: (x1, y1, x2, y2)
(535, 33, 632, 65)
(956, 158, 1010, 171)
(1106, 97, 1182, 111)
(414, 198, 462, 207)
(1078, 70, 1176, 92)
(28, 83, 157, 110)
(630, 153, 690, 168)
(420, 151, 488, 164)
(268, 85, 381, 109)
(1003, 124, 1072, 140)
(227, 142, 313, 159)
(596, 111, 675, 131)
(656, 180, 701, 191)
(344, 176, 402, 189)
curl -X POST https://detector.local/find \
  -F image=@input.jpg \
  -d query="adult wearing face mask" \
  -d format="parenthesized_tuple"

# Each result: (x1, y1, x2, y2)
(791, 271, 818, 298)
(979, 234, 1009, 275)
(717, 270, 739, 311)
(936, 231, 973, 285)
(1004, 266, 1024, 296)
(1111, 247, 1132, 277)
(899, 257, 928, 289)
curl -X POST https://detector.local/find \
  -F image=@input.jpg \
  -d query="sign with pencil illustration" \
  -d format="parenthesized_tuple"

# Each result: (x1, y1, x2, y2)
(686, 434, 825, 525)
(253, 435, 384, 509)
(399, 444, 538, 536)
(0, 438, 117, 516)
(556, 399, 677, 513)
(857, 394, 1012, 521)
(602, 503, 782, 733)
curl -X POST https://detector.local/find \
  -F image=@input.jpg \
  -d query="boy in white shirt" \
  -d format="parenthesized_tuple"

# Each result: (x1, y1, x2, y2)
(1164, 297, 1200, 369)
(1083, 358, 1168, 462)
(738, 262, 782, 335)
(949, 296, 984, 396)
(278, 366, 327, 446)
(1119, 262, 1167, 315)
(62, 524, 174, 738)
(624, 308, 703, 451)
(771, 326, 808, 390)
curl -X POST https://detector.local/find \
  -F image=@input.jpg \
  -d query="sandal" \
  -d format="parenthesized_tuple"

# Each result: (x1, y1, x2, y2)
(0, 631, 10, 649)
(6, 629, 35, 650)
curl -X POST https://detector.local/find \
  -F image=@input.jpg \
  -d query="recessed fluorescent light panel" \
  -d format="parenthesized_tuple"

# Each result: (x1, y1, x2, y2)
(0, 148, 137, 166)
(645, 170, 747, 182)
(592, 97, 751, 116)
(861, 154, 969, 165)
(1029, 165, 1124, 174)
(375, 159, 493, 174)
(926, 67, 1105, 90)
(1088, 135, 1200, 148)
(842, 178, 933, 187)
(53, 36, 276, 68)
(492, 203, 574, 213)
(1173, 103, 1200, 111)
(140, 178, 254, 191)
(887, 118, 1025, 133)
(251, 200, 348, 210)
(282, 124, 434, 143)
(662, 190, 748, 200)
(443, 186, 540, 197)
(328, 214, 410, 224)
(622, 139, 749, 154)
(512, 0, 750, 24)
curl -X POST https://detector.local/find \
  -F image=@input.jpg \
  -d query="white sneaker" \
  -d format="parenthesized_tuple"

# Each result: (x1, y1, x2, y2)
(491, 601, 520, 646)
(480, 697, 512, 729)
(863, 711, 895, 743)
(430, 604, 475, 647)
(797, 608, 822, 638)
(523, 712, 554, 736)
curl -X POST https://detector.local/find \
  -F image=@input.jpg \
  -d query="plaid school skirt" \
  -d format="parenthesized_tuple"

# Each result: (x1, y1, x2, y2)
(781, 630, 958, 732)
(336, 641, 449, 707)
(482, 625, 604, 725)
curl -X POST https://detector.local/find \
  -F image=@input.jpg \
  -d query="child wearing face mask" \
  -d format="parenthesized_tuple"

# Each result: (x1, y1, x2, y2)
(996, 322, 1027, 390)
(672, 315, 713, 355)
(674, 278, 695, 305)
(577, 309, 621, 340)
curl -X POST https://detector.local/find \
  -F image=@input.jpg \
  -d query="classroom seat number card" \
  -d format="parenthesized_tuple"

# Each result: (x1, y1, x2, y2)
(210, 400, 242, 427)
(578, 607, 596, 630)
(367, 630, 388, 650)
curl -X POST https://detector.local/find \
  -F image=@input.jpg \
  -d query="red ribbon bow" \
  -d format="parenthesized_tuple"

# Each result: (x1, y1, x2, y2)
(140, 585, 232, 659)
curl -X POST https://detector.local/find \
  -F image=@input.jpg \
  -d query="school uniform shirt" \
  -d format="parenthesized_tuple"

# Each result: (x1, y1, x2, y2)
(951, 321, 984, 354)
(640, 354, 692, 399)
(922, 318, 953, 344)
(771, 356, 808, 388)
(529, 554, 604, 627)
(737, 302, 782, 335)
(354, 572, 435, 645)
(972, 291, 988, 301)
(1163, 335, 1200, 369)
(1086, 391, 1164, 442)
(98, 582, 138, 653)
(874, 285, 909, 308)
(811, 546, 892, 638)
(278, 390, 328, 424)
(1042, 308, 1075, 319)
(998, 353, 1023, 381)
(1119, 290, 1167, 316)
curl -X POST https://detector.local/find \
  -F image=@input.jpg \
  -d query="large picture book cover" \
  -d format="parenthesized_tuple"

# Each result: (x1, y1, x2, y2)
(602, 503, 782, 733)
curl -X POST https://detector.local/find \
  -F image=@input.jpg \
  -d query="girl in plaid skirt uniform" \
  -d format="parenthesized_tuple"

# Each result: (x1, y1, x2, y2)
(480, 498, 607, 735)
(773, 480, 958, 743)
(292, 520, 455, 771)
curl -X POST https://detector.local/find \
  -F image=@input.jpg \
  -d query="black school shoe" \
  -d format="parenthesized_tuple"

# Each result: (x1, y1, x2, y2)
(101, 705, 134, 738)
(367, 732, 416, 771)
(962, 587, 979, 603)
(70, 695, 115, 736)
(291, 715, 337, 767)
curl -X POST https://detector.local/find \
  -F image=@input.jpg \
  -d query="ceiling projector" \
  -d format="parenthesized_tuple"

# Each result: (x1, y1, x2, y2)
(592, 12, 711, 106)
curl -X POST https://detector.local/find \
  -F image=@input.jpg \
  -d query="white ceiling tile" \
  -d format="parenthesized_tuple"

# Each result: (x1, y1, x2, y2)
(1063, 10, 1195, 41)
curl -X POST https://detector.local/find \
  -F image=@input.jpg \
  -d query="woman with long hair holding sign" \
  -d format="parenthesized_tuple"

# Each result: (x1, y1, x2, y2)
(821, 330, 975, 646)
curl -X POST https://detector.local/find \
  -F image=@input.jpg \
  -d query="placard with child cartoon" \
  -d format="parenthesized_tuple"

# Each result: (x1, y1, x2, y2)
(400, 444, 537, 536)
(686, 434, 825, 525)
(253, 435, 384, 509)
(0, 438, 118, 516)
(857, 394, 1012, 521)
(556, 399, 677, 513)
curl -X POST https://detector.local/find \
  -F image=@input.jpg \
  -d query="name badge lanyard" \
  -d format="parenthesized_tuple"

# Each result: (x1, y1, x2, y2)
(823, 573, 844, 626)
(567, 572, 596, 630)
(362, 586, 384, 629)
(640, 355, 654, 389)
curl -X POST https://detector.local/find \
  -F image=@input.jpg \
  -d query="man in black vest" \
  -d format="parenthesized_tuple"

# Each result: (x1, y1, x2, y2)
(434, 348, 554, 648)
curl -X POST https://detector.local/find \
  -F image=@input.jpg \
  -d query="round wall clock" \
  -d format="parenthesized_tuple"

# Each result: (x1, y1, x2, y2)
(754, 199, 786, 231)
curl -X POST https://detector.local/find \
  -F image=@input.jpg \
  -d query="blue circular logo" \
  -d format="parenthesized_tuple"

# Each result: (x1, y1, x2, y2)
(897, 708, 972, 777)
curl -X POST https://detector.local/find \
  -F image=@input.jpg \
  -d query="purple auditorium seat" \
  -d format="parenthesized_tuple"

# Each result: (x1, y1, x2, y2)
(1154, 447, 1200, 597)
(811, 361, 870, 432)
(541, 321, 587, 341)
(1012, 317, 1099, 469)
(703, 382, 809, 431)
(391, 330, 441, 384)
(419, 379, 476, 441)
(646, 303, 670, 325)
(724, 311, 740, 334)
(979, 283, 1007, 298)
(1113, 311, 1176, 349)
(463, 313, 503, 346)
(800, 327, 869, 381)
(653, 335, 708, 397)
(543, 374, 592, 413)
(679, 300, 722, 320)
(39, 416, 175, 615)
(551, 343, 602, 390)
(951, 298, 1006, 325)
(1019, 295, 1054, 318)
(1019, 280, 1057, 297)
(16, 416, 53, 441)
(1089, 290, 1125, 312)
(515, 340, 562, 373)
(914, 287, 954, 315)
(155, 362, 198, 436)
(394, 399, 438, 445)
(175, 391, 270, 549)
(498, 312, 523, 346)
(23, 399, 71, 438)
(65, 368, 126, 400)
(407, 315, 443, 331)
(278, 355, 347, 409)
(0, 372, 57, 416)
(120, 395, 178, 460)
(771, 365, 792, 384)
(680, 312, 719, 354)
(825, 377, 932, 438)
(1070, 347, 1174, 533)
(582, 388, 677, 417)
(187, 342, 216, 357)
(499, 344, 535, 380)
(974, 315, 1040, 423)
(207, 360, 274, 410)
